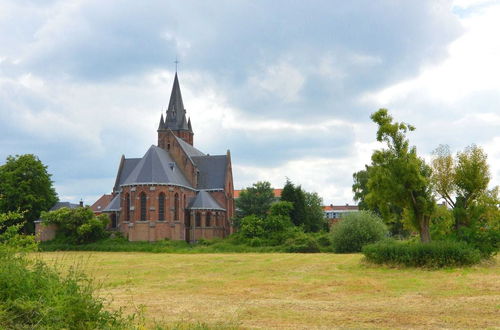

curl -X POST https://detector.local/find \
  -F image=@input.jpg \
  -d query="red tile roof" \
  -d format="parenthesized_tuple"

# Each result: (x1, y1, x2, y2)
(91, 194, 113, 213)
(234, 188, 282, 199)
(323, 204, 359, 211)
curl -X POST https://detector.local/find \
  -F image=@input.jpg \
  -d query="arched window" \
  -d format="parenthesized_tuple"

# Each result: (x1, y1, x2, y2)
(195, 212, 201, 227)
(140, 192, 147, 221)
(125, 193, 130, 222)
(158, 193, 165, 221)
(206, 212, 211, 227)
(111, 213, 117, 228)
(174, 193, 179, 221)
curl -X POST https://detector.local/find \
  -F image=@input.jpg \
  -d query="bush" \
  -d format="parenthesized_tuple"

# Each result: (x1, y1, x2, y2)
(0, 248, 128, 329)
(41, 207, 109, 244)
(453, 225, 499, 258)
(362, 240, 482, 268)
(285, 233, 320, 253)
(331, 211, 388, 253)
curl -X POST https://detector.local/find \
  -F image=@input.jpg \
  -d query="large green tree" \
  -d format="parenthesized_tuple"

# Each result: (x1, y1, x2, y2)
(0, 154, 58, 233)
(365, 109, 435, 242)
(235, 181, 275, 219)
(304, 191, 327, 232)
(281, 179, 307, 228)
(353, 165, 407, 237)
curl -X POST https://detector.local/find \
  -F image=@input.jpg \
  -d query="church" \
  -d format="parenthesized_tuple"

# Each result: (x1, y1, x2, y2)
(100, 73, 235, 242)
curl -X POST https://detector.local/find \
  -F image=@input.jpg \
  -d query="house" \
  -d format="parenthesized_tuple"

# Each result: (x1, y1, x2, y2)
(233, 188, 282, 200)
(90, 194, 113, 216)
(323, 204, 359, 224)
(38, 73, 235, 243)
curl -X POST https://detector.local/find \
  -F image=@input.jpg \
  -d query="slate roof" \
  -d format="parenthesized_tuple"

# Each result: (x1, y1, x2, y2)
(103, 194, 121, 212)
(175, 135, 205, 157)
(49, 202, 80, 211)
(113, 157, 141, 192)
(122, 145, 192, 187)
(192, 155, 227, 190)
(188, 190, 225, 211)
(164, 73, 191, 132)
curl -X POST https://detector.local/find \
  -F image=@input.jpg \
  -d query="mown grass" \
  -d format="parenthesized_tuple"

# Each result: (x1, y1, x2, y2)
(35, 252, 500, 329)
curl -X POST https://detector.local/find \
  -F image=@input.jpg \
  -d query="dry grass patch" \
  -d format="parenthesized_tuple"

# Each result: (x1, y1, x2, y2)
(36, 252, 499, 329)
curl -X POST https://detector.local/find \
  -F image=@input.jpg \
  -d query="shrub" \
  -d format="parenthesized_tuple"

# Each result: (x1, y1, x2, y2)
(0, 248, 128, 329)
(362, 240, 482, 268)
(453, 225, 499, 258)
(41, 207, 109, 244)
(285, 233, 320, 253)
(331, 211, 388, 253)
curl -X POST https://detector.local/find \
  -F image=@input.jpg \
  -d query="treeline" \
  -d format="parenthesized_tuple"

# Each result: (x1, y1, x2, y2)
(352, 109, 499, 262)
(232, 180, 329, 252)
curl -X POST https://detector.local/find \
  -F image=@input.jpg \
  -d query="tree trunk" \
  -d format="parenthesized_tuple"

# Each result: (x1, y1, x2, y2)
(419, 215, 431, 243)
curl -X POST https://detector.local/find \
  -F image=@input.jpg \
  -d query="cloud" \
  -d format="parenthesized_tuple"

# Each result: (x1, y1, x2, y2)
(2, 0, 498, 206)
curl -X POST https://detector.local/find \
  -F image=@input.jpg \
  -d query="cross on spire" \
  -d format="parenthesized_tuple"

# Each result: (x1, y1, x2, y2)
(174, 57, 179, 72)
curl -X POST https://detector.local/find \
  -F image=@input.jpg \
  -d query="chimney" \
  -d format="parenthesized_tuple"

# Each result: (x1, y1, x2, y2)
(79, 199, 84, 207)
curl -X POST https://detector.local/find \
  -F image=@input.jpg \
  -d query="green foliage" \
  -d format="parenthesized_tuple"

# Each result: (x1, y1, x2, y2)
(353, 166, 408, 237)
(0, 211, 37, 251)
(236, 181, 275, 219)
(0, 154, 58, 233)
(330, 211, 388, 253)
(304, 191, 327, 232)
(237, 208, 295, 246)
(0, 249, 128, 329)
(364, 109, 435, 242)
(284, 232, 321, 253)
(362, 240, 482, 268)
(430, 204, 454, 240)
(41, 207, 109, 244)
(281, 179, 325, 232)
(239, 215, 266, 238)
(281, 179, 307, 228)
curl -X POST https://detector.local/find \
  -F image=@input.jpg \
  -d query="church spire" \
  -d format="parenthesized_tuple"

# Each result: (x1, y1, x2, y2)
(158, 113, 165, 130)
(158, 72, 194, 146)
(165, 72, 187, 130)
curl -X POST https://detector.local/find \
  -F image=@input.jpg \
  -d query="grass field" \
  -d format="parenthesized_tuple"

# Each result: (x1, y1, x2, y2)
(36, 252, 499, 329)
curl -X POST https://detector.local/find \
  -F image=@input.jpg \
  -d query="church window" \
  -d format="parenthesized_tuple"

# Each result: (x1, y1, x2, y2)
(195, 212, 201, 227)
(206, 212, 211, 227)
(174, 193, 180, 221)
(140, 192, 147, 221)
(111, 213, 117, 228)
(158, 193, 165, 221)
(125, 193, 130, 222)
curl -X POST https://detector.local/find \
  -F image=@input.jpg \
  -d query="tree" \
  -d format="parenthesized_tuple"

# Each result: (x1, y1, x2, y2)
(365, 109, 435, 242)
(353, 165, 407, 237)
(281, 179, 307, 228)
(235, 181, 275, 219)
(304, 192, 327, 232)
(431, 144, 492, 229)
(352, 166, 371, 210)
(0, 154, 58, 233)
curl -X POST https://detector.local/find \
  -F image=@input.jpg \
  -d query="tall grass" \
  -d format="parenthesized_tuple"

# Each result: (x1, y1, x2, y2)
(0, 247, 129, 329)
(40, 235, 335, 253)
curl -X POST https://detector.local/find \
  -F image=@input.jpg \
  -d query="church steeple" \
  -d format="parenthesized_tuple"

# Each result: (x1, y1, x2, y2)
(165, 72, 188, 130)
(158, 72, 194, 146)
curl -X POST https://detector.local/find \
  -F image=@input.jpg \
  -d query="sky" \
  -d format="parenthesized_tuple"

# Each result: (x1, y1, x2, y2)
(1, 0, 499, 205)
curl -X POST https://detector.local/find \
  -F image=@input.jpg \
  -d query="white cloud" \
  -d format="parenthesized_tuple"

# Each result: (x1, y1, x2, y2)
(249, 60, 305, 103)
